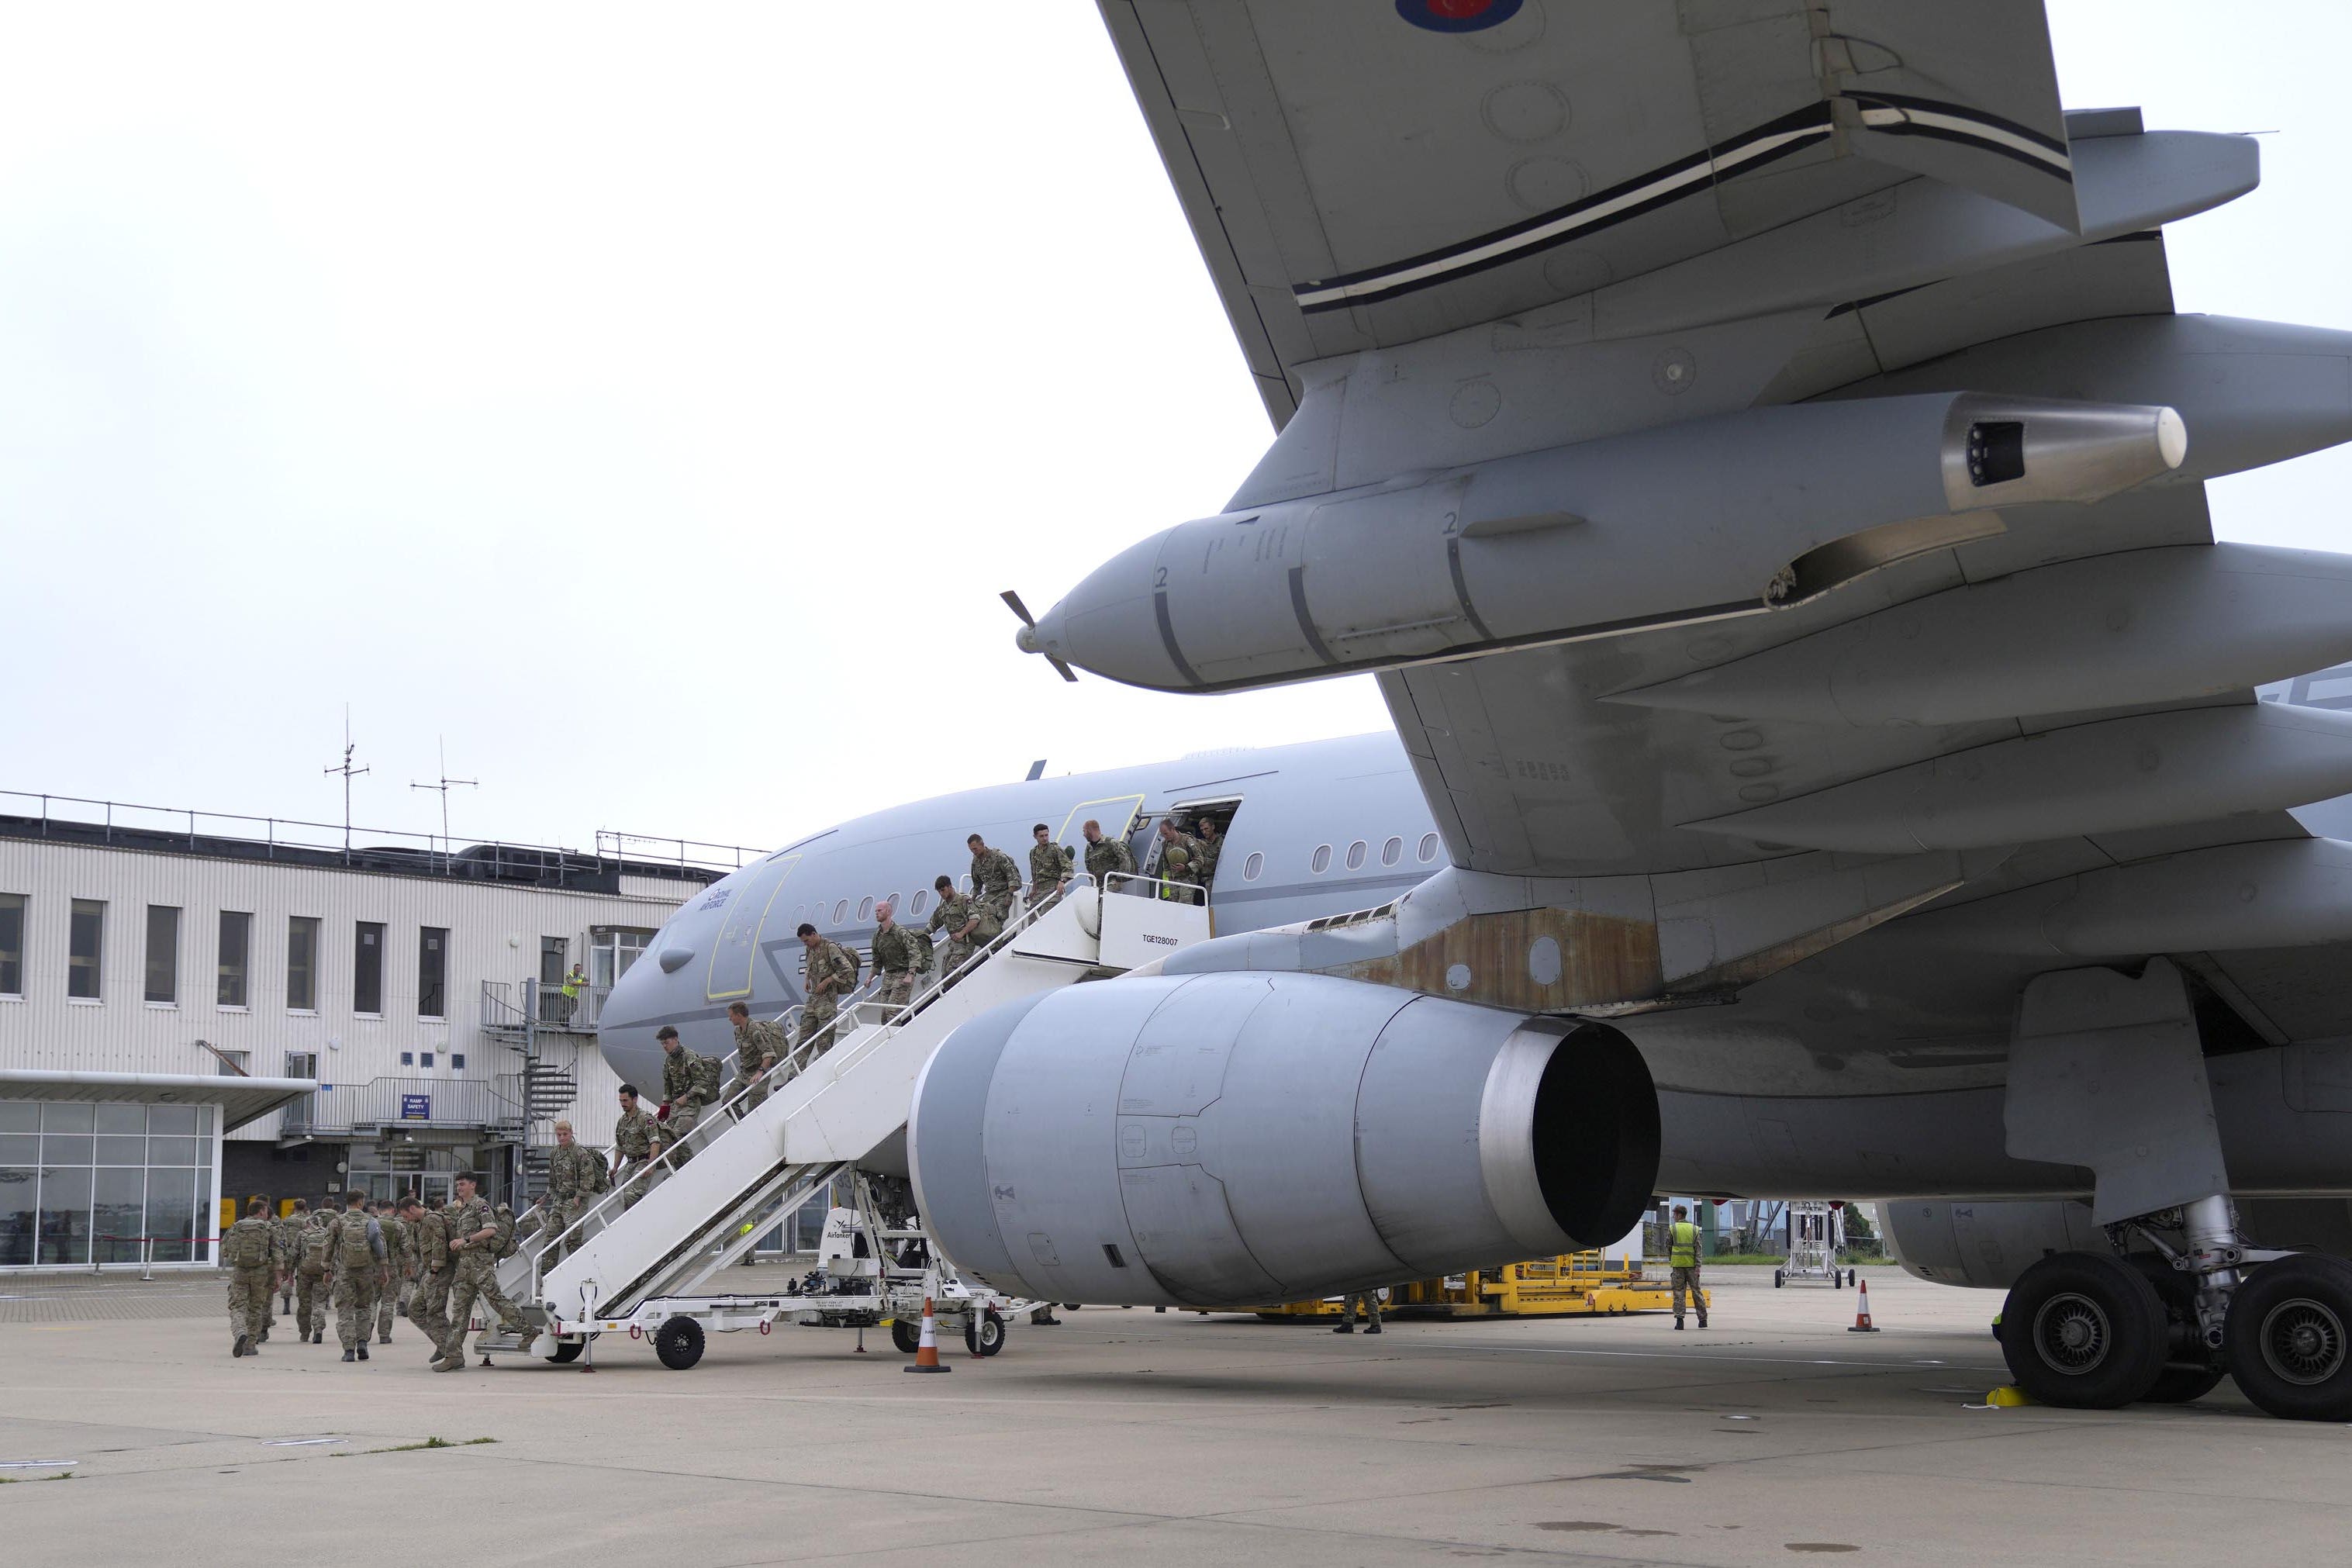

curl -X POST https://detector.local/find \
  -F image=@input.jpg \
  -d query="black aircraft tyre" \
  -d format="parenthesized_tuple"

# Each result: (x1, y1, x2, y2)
(2224, 1252, 2352, 1421)
(654, 1315, 706, 1371)
(2122, 1254, 2225, 1404)
(965, 1310, 1006, 1358)
(1998, 1251, 2168, 1408)
(546, 1338, 585, 1365)
(1773, 1269, 1784, 1289)
(891, 1317, 923, 1355)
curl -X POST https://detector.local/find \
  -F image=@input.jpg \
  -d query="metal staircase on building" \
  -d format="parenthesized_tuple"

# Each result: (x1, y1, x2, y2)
(489, 877, 1211, 1335)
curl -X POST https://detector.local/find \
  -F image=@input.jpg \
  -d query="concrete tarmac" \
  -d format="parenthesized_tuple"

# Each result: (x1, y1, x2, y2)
(1, 1264, 2343, 1566)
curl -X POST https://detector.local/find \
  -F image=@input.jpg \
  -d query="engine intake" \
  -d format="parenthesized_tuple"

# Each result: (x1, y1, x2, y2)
(909, 972, 1658, 1309)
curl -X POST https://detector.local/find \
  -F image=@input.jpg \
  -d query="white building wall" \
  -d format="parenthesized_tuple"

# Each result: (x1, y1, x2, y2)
(0, 837, 689, 1148)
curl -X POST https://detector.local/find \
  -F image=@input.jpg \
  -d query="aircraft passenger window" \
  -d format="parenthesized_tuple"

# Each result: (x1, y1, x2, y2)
(1382, 837, 1402, 865)
(833, 900, 848, 924)
(1418, 833, 1439, 862)
(857, 896, 874, 922)
(1311, 844, 1332, 874)
(912, 890, 929, 915)
(1242, 851, 1263, 882)
(1345, 840, 1367, 870)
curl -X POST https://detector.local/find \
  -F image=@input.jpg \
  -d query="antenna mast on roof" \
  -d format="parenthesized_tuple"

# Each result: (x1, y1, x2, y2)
(410, 737, 478, 871)
(323, 705, 370, 852)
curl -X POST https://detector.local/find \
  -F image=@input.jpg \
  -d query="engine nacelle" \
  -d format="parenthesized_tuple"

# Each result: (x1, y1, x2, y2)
(1883, 1199, 2107, 1290)
(908, 972, 1658, 1309)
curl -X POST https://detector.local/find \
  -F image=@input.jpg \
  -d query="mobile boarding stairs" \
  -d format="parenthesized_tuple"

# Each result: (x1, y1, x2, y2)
(475, 874, 1210, 1368)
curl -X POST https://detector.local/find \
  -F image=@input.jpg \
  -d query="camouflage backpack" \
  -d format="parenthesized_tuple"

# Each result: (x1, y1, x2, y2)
(299, 1224, 332, 1276)
(332, 1211, 377, 1270)
(493, 1205, 520, 1261)
(692, 1050, 723, 1102)
(223, 1218, 269, 1269)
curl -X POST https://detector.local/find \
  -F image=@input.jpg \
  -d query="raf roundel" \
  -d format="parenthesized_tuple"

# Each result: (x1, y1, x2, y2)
(1396, 0, 1524, 33)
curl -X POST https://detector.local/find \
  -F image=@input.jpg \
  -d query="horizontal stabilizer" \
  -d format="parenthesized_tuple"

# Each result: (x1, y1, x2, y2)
(1609, 545, 2352, 727)
(1687, 703, 2352, 853)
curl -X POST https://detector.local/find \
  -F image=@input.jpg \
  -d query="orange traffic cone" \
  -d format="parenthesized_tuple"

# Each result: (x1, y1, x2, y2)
(903, 1297, 953, 1373)
(1847, 1277, 1881, 1332)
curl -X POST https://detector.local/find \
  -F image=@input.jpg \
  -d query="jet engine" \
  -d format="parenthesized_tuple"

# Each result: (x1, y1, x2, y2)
(907, 972, 1658, 1308)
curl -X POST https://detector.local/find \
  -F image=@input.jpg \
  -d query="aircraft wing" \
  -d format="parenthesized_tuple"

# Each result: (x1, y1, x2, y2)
(1100, 0, 2076, 428)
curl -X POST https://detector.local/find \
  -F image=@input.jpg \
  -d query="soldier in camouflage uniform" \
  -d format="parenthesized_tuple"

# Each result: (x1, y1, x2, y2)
(544, 1120, 609, 1265)
(273, 1197, 303, 1315)
(295, 1204, 333, 1342)
(371, 1199, 413, 1344)
(968, 834, 1022, 927)
(726, 1001, 788, 1117)
(868, 899, 932, 1014)
(223, 1197, 277, 1358)
(403, 1195, 452, 1361)
(1082, 818, 1136, 886)
(657, 1026, 716, 1168)
(1193, 816, 1224, 894)
(1027, 824, 1075, 902)
(927, 875, 994, 987)
(325, 1190, 385, 1362)
(1156, 819, 1206, 904)
(435, 1173, 535, 1370)
(796, 922, 861, 1059)
(612, 1083, 661, 1209)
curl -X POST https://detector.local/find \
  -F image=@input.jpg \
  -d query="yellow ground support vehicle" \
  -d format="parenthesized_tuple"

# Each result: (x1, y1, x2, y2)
(1234, 1251, 1704, 1319)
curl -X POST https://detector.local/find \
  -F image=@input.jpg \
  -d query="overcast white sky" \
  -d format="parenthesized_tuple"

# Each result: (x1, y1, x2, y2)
(3, 3, 2347, 858)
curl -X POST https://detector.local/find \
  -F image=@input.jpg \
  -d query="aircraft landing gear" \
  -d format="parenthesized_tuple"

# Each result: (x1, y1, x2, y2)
(1998, 1252, 2170, 1408)
(2222, 1252, 2352, 1421)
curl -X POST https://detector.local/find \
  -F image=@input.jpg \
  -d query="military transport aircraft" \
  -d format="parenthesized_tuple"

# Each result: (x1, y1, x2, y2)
(610, 2, 2352, 1420)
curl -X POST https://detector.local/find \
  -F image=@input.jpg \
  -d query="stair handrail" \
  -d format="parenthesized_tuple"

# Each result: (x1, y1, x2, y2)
(517, 877, 1094, 1299)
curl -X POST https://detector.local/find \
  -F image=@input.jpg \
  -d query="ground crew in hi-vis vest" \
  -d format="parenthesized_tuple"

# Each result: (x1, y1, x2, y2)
(796, 923, 860, 1058)
(657, 1027, 717, 1168)
(223, 1197, 276, 1358)
(405, 1197, 451, 1357)
(1156, 819, 1205, 903)
(612, 1083, 660, 1208)
(727, 1002, 787, 1117)
(869, 899, 932, 1014)
(968, 834, 1021, 926)
(1082, 818, 1136, 886)
(1027, 824, 1074, 901)
(1669, 1204, 1708, 1329)
(326, 1190, 385, 1361)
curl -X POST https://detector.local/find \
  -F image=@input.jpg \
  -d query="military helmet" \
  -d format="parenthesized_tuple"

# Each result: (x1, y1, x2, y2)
(1164, 846, 1190, 866)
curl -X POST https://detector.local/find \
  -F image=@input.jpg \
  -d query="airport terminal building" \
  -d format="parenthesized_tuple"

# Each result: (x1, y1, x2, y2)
(0, 793, 738, 1269)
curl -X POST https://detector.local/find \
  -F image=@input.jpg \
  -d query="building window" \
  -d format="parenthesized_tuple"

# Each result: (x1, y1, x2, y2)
(286, 917, 320, 1010)
(1382, 837, 1402, 866)
(1418, 833, 1440, 863)
(0, 893, 22, 996)
(1310, 845, 1332, 875)
(217, 911, 251, 1007)
(417, 927, 447, 1019)
(353, 921, 385, 1014)
(144, 905, 181, 1004)
(450, 1053, 465, 1070)
(0, 1100, 217, 1267)
(1242, 852, 1263, 881)
(1345, 840, 1368, 871)
(285, 1051, 317, 1081)
(67, 899, 105, 1000)
(399, 1051, 414, 1066)
(420, 1052, 434, 1069)
(214, 1048, 250, 1077)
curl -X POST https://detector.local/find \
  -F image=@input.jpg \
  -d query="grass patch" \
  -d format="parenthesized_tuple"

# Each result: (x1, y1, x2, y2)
(335, 1436, 499, 1457)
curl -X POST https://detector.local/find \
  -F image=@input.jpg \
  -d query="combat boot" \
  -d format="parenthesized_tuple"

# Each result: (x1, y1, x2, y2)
(311, 1330, 323, 1344)
(233, 1334, 250, 1358)
(515, 1326, 541, 1354)
(357, 1345, 369, 1361)
(342, 1348, 356, 1362)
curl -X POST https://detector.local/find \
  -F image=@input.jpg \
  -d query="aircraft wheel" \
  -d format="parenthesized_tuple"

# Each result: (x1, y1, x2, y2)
(890, 1318, 922, 1355)
(654, 1315, 705, 1371)
(1998, 1251, 2167, 1408)
(965, 1309, 1007, 1357)
(2225, 1253, 2352, 1421)
(1773, 1269, 1784, 1289)
(547, 1338, 585, 1365)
